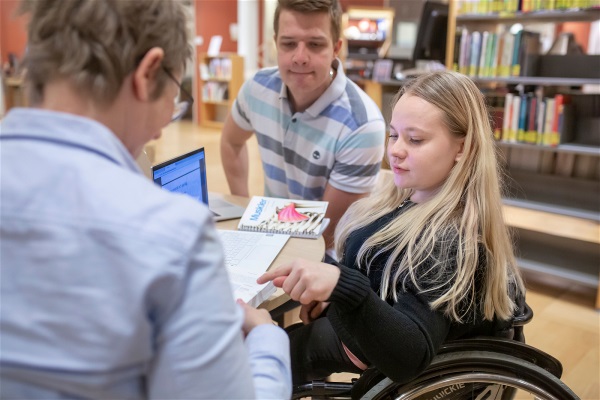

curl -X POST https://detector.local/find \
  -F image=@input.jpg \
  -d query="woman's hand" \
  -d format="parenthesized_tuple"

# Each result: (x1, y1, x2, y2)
(236, 299, 275, 337)
(299, 301, 330, 324)
(257, 259, 341, 305)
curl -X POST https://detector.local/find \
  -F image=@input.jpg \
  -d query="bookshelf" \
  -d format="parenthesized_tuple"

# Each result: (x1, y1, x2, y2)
(445, 1, 600, 307)
(197, 53, 243, 129)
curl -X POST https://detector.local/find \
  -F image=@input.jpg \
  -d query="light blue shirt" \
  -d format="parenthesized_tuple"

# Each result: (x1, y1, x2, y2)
(0, 108, 291, 399)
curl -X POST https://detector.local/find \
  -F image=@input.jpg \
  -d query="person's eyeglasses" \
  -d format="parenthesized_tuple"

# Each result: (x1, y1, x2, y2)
(163, 67, 194, 122)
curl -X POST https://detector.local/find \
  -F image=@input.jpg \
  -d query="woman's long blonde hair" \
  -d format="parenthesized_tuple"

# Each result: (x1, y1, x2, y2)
(335, 71, 524, 322)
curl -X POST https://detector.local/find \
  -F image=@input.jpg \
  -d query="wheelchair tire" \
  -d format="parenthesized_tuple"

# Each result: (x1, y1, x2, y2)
(362, 350, 579, 400)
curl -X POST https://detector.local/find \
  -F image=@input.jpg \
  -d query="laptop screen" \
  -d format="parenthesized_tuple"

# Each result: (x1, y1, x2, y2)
(151, 147, 209, 205)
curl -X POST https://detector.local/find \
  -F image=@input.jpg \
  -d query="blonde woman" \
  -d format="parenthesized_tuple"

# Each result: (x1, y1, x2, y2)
(259, 71, 525, 384)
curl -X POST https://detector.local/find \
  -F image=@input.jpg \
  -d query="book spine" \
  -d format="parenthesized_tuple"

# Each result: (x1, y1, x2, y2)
(502, 93, 514, 142)
(510, 95, 521, 143)
(469, 31, 482, 77)
(542, 97, 555, 146)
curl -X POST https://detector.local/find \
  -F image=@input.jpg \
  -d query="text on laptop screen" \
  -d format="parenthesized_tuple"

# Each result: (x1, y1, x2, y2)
(151, 148, 209, 205)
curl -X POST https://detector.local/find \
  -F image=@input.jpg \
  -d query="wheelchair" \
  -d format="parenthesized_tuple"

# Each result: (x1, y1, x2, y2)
(291, 302, 580, 400)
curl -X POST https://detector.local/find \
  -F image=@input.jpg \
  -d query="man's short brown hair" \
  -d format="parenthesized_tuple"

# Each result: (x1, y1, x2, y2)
(273, 0, 342, 44)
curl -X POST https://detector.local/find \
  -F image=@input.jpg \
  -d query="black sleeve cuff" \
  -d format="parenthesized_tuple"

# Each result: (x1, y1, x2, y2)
(327, 265, 372, 310)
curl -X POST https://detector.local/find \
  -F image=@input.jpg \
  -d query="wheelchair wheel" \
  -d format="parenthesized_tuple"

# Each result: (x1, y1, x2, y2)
(362, 350, 579, 400)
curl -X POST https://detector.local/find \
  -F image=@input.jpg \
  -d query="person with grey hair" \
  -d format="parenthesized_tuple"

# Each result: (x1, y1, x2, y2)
(0, 1, 291, 398)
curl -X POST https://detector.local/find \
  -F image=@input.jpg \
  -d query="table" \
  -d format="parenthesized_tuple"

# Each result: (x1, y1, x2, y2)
(213, 193, 326, 313)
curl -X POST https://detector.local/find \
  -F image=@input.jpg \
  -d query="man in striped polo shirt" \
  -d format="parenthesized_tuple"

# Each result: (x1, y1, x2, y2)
(221, 0, 386, 253)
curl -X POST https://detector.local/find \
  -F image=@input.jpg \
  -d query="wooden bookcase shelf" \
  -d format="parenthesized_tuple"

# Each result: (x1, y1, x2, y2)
(446, 0, 600, 307)
(197, 52, 243, 129)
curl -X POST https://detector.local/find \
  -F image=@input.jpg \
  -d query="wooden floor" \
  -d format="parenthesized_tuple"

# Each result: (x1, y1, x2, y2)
(153, 121, 599, 399)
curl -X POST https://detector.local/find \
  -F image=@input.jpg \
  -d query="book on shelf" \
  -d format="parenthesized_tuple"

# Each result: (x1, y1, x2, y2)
(478, 31, 489, 77)
(457, 0, 597, 14)
(511, 30, 541, 77)
(510, 95, 521, 143)
(502, 92, 514, 141)
(499, 31, 515, 77)
(469, 31, 482, 77)
(542, 97, 556, 146)
(550, 94, 574, 146)
(238, 196, 329, 239)
(536, 98, 546, 146)
(458, 27, 470, 75)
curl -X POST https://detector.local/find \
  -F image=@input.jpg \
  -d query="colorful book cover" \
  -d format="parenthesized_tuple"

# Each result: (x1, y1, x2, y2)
(459, 28, 471, 75)
(527, 95, 538, 144)
(551, 94, 573, 146)
(510, 95, 521, 143)
(517, 93, 529, 142)
(238, 196, 329, 239)
(499, 31, 514, 77)
(542, 97, 555, 146)
(478, 31, 489, 77)
(502, 93, 514, 141)
(536, 99, 546, 146)
(469, 31, 482, 76)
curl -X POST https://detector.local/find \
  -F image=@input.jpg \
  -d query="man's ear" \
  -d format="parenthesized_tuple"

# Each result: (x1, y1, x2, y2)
(333, 38, 342, 57)
(132, 47, 165, 102)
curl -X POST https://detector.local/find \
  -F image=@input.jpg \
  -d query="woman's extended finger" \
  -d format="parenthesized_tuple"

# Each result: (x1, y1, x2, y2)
(257, 263, 293, 284)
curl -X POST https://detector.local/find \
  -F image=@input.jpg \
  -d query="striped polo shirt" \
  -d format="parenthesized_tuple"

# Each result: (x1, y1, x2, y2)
(231, 60, 386, 201)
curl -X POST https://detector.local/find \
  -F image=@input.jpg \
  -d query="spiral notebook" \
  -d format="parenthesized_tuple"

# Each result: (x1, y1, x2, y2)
(237, 196, 329, 239)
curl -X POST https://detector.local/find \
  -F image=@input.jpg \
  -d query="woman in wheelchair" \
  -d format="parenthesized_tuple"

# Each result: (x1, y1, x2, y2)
(258, 71, 526, 385)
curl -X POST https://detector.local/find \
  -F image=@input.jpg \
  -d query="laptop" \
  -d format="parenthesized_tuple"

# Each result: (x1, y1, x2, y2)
(151, 147, 246, 221)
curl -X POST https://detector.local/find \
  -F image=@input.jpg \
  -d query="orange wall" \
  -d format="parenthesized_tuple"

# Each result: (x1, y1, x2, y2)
(194, 0, 238, 54)
(557, 22, 590, 53)
(0, 0, 28, 66)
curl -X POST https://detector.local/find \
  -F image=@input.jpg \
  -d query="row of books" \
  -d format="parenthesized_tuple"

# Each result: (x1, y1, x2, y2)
(457, 0, 600, 15)
(498, 92, 573, 146)
(453, 28, 540, 78)
(199, 57, 233, 80)
(202, 81, 229, 102)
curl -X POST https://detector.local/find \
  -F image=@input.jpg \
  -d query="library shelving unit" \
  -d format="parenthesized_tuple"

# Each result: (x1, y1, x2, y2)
(197, 52, 243, 129)
(445, 1, 600, 307)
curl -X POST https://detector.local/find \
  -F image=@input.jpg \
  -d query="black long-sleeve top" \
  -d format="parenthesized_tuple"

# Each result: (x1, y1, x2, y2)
(326, 203, 511, 384)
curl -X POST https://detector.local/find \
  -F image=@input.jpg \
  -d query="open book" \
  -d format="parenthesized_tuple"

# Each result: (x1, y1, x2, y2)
(218, 229, 289, 308)
(238, 196, 329, 239)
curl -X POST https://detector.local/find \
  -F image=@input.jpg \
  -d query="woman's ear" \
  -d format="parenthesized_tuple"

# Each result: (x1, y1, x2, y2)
(455, 138, 465, 163)
(132, 47, 165, 102)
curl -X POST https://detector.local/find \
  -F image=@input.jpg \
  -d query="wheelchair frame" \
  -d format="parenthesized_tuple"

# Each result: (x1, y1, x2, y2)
(291, 303, 580, 400)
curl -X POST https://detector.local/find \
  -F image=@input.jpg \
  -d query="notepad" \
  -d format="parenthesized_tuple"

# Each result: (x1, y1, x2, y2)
(218, 229, 289, 308)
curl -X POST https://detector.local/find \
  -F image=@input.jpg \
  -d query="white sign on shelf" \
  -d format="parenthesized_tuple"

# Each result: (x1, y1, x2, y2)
(207, 35, 223, 57)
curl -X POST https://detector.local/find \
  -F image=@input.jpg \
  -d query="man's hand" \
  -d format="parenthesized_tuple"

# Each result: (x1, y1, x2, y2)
(257, 259, 340, 305)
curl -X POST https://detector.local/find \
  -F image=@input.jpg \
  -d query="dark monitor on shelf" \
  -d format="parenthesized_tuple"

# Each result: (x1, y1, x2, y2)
(412, 0, 448, 63)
